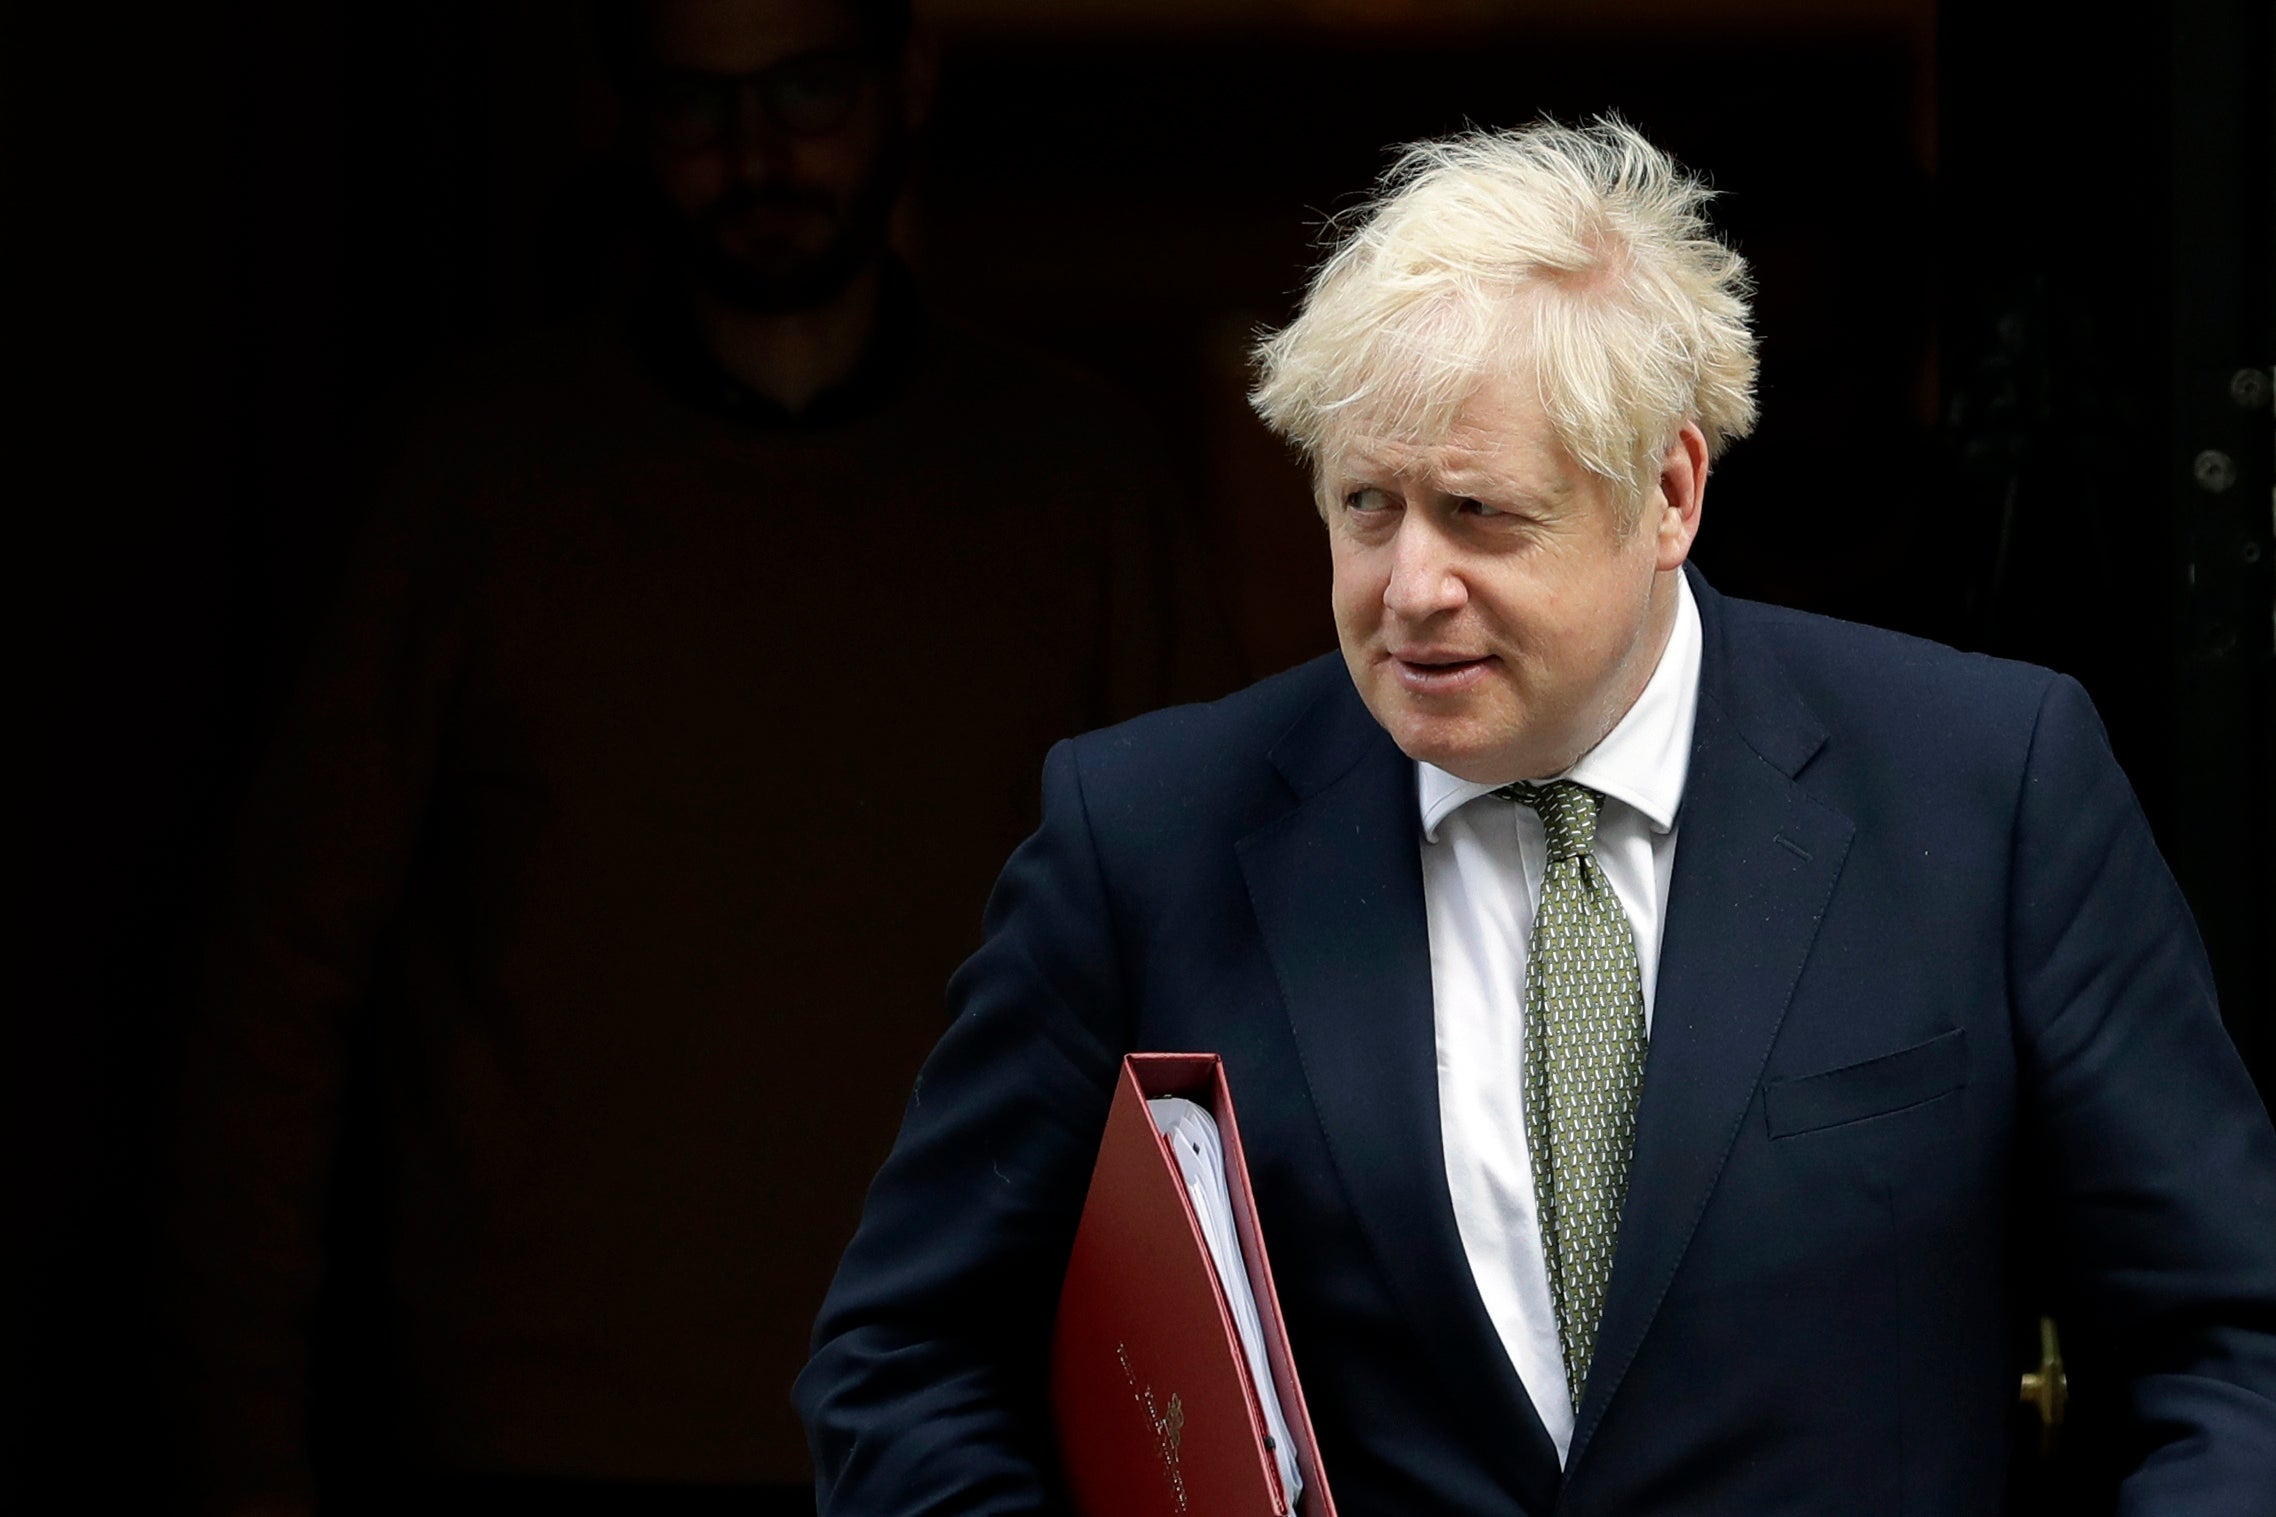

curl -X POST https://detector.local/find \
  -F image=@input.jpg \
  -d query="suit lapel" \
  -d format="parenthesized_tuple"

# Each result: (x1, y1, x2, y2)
(1565, 571, 1856, 1473)
(1237, 678, 1564, 1508)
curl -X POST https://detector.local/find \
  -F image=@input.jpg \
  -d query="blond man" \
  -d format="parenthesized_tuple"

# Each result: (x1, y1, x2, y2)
(799, 119, 2276, 1515)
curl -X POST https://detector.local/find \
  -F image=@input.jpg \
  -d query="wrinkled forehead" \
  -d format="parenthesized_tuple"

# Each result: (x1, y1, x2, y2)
(646, 0, 880, 71)
(1315, 366, 1568, 487)
(1316, 402, 1463, 482)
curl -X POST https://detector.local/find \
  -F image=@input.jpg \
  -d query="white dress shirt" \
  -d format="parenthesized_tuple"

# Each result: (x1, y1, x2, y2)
(1420, 571, 1702, 1463)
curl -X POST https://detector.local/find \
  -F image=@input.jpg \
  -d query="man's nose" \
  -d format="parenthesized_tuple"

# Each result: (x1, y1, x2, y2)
(1383, 515, 1468, 620)
(726, 88, 798, 180)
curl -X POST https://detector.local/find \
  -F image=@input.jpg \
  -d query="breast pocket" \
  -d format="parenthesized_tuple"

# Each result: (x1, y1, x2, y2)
(1764, 1027, 1968, 1138)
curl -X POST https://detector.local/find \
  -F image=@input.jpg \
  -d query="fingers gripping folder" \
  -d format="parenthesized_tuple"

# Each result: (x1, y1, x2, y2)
(1051, 1053, 1339, 1517)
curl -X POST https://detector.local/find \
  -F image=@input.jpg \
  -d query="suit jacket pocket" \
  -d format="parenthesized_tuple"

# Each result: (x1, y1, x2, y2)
(1764, 1027, 1967, 1138)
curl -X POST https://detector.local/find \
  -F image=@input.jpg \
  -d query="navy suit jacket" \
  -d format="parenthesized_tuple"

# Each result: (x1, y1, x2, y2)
(797, 570, 2276, 1514)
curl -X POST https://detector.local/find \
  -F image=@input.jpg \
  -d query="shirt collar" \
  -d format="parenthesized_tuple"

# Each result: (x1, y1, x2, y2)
(1418, 570, 1703, 843)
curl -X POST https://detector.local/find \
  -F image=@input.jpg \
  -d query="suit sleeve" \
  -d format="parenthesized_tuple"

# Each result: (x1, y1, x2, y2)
(797, 738, 1132, 1515)
(2007, 674, 2276, 1512)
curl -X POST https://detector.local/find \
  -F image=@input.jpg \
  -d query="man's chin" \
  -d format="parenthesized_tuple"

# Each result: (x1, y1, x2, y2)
(1375, 705, 1496, 780)
(694, 246, 868, 315)
(1366, 693, 1556, 784)
(1403, 743, 1515, 785)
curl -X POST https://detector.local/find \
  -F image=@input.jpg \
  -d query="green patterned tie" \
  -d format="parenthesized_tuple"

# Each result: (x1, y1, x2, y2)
(1494, 779, 1648, 1409)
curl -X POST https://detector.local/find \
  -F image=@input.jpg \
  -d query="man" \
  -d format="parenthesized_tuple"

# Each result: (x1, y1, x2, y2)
(168, 2, 1229, 1513)
(797, 119, 2276, 1513)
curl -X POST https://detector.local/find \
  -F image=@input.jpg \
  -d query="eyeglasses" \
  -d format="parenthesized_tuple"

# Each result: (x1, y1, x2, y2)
(641, 49, 884, 149)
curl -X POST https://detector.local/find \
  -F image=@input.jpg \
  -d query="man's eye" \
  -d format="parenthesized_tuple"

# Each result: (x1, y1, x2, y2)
(1454, 496, 1502, 517)
(1345, 487, 1394, 513)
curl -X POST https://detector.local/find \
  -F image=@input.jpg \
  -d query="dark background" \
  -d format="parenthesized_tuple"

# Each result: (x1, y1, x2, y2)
(14, 0, 2271, 1506)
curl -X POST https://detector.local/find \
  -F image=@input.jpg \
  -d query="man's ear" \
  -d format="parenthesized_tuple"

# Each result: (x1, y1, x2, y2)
(1654, 421, 1709, 571)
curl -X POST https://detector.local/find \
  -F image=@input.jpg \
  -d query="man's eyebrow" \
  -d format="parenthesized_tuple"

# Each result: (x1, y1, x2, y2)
(1330, 445, 1418, 479)
(1438, 462, 1571, 505)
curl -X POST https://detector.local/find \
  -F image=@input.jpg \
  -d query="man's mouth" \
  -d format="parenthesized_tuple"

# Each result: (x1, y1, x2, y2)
(1389, 651, 1492, 694)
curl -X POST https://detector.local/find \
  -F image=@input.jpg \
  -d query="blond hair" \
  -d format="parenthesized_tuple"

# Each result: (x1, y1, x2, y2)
(1250, 116, 1758, 519)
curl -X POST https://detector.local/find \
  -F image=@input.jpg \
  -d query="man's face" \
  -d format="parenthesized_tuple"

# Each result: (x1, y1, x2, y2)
(637, 0, 918, 311)
(1326, 372, 1702, 784)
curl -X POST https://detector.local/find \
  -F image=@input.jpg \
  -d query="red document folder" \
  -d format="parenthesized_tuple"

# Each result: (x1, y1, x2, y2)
(1051, 1053, 1339, 1517)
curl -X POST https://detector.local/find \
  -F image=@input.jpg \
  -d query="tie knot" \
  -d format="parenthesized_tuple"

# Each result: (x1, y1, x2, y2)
(1494, 780, 1604, 859)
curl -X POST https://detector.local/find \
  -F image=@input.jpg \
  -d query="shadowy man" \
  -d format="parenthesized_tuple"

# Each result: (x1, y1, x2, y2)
(169, 2, 1234, 1513)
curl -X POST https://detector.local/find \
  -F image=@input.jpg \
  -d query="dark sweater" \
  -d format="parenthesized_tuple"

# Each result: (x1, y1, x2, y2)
(170, 303, 1236, 1497)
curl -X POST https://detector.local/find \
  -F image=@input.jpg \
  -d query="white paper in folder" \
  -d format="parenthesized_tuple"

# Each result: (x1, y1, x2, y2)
(1147, 1096, 1305, 1509)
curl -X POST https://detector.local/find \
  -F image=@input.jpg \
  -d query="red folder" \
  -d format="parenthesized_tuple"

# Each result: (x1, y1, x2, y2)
(1051, 1053, 1338, 1517)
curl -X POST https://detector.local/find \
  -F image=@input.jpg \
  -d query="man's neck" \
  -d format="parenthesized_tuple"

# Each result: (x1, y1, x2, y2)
(691, 262, 885, 415)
